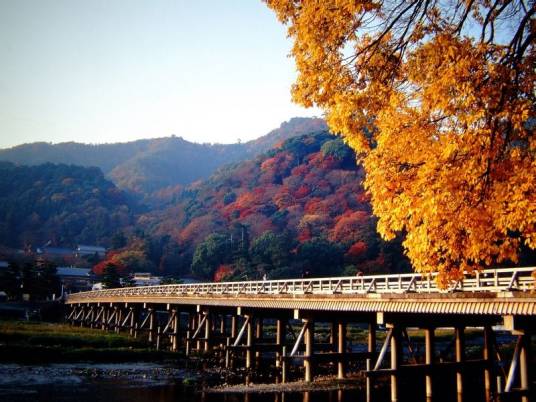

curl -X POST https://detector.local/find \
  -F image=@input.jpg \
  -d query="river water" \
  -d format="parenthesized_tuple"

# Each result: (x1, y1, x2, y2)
(0, 362, 492, 402)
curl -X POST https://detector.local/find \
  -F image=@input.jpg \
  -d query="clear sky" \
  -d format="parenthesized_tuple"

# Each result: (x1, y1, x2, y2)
(0, 0, 321, 149)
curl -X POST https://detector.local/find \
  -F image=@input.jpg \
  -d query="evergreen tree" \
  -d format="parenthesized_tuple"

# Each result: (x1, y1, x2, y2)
(102, 263, 122, 289)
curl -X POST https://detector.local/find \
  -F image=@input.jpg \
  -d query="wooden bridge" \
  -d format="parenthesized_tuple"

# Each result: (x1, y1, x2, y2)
(66, 266, 536, 402)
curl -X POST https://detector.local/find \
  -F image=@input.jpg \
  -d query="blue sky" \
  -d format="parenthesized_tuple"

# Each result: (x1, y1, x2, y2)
(0, 0, 321, 148)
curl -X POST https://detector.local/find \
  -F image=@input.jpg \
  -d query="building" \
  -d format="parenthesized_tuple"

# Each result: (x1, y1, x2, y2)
(131, 272, 161, 287)
(56, 267, 94, 293)
(36, 246, 73, 258)
(75, 245, 106, 258)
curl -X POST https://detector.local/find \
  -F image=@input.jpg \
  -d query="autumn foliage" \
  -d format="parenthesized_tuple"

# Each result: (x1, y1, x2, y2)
(144, 132, 409, 279)
(264, 0, 535, 284)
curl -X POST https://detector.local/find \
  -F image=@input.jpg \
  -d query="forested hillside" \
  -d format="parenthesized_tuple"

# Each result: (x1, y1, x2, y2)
(0, 118, 327, 195)
(100, 132, 410, 280)
(0, 162, 134, 249)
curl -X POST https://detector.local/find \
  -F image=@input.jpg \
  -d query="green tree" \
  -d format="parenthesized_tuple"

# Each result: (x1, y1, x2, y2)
(34, 262, 61, 300)
(250, 231, 292, 274)
(191, 233, 231, 279)
(297, 238, 345, 277)
(102, 263, 122, 289)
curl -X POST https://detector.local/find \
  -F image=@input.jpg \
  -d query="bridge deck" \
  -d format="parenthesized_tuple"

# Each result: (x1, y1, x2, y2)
(66, 267, 536, 316)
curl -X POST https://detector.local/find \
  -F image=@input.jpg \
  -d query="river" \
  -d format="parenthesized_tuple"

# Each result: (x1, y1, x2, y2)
(0, 361, 493, 402)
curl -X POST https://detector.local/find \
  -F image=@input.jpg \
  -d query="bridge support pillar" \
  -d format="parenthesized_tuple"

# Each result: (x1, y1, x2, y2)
(113, 306, 121, 334)
(330, 322, 336, 351)
(390, 325, 401, 402)
(129, 307, 138, 337)
(366, 322, 376, 402)
(185, 313, 193, 356)
(455, 326, 465, 402)
(246, 315, 254, 369)
(101, 306, 107, 330)
(275, 318, 286, 369)
(218, 314, 226, 351)
(204, 311, 212, 352)
(425, 327, 435, 401)
(337, 320, 346, 379)
(483, 325, 494, 401)
(520, 331, 531, 402)
(304, 318, 314, 382)
(225, 314, 238, 369)
(196, 313, 202, 351)
(148, 308, 155, 343)
(79, 306, 85, 327)
(172, 309, 179, 352)
(255, 318, 263, 364)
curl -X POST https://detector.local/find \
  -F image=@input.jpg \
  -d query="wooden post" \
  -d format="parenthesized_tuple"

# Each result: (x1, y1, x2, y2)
(304, 319, 314, 382)
(330, 322, 336, 351)
(367, 322, 376, 402)
(101, 306, 107, 330)
(276, 318, 286, 368)
(231, 315, 237, 338)
(282, 345, 287, 383)
(390, 326, 400, 402)
(225, 337, 231, 368)
(172, 309, 179, 352)
(519, 332, 530, 402)
(246, 315, 253, 369)
(255, 317, 263, 363)
(88, 306, 94, 328)
(204, 312, 211, 352)
(425, 327, 434, 400)
(115, 307, 122, 333)
(483, 325, 494, 402)
(196, 313, 202, 351)
(337, 320, 346, 379)
(156, 326, 161, 350)
(220, 314, 226, 335)
(148, 308, 155, 343)
(129, 307, 136, 337)
(455, 326, 465, 402)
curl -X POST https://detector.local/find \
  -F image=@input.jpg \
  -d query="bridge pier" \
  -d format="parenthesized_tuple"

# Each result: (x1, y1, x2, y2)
(147, 307, 155, 343)
(275, 318, 286, 369)
(246, 314, 254, 369)
(424, 326, 435, 401)
(483, 325, 495, 401)
(455, 326, 465, 402)
(366, 321, 376, 402)
(389, 324, 401, 402)
(204, 310, 212, 352)
(519, 331, 530, 402)
(337, 320, 346, 379)
(255, 317, 263, 365)
(303, 318, 314, 382)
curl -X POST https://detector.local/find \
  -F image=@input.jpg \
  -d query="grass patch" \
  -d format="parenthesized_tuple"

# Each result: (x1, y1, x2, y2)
(0, 320, 180, 363)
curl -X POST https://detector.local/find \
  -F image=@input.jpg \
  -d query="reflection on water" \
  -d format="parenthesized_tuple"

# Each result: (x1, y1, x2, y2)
(0, 382, 493, 402)
(0, 384, 369, 402)
(0, 362, 490, 402)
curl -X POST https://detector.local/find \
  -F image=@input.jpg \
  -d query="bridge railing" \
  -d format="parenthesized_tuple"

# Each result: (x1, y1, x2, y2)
(67, 267, 535, 302)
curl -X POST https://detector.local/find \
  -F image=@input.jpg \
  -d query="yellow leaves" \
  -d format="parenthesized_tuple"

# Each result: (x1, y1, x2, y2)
(264, 0, 536, 287)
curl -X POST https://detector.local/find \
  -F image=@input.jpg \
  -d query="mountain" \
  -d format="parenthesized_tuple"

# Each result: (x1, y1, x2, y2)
(0, 162, 134, 250)
(106, 131, 410, 280)
(0, 117, 327, 195)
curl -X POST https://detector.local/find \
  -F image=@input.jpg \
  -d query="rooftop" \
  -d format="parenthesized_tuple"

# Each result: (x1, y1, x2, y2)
(57, 267, 92, 277)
